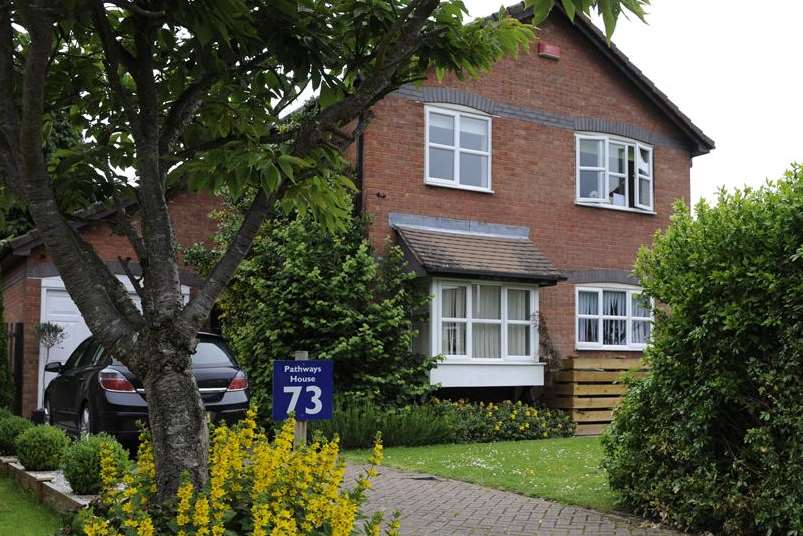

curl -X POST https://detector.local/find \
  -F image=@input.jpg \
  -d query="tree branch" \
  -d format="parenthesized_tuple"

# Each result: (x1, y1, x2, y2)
(90, 1, 140, 134)
(112, 192, 147, 262)
(12, 0, 144, 346)
(118, 255, 145, 299)
(180, 185, 284, 332)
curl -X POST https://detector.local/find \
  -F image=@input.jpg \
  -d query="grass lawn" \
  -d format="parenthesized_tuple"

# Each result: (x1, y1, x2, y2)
(0, 476, 63, 535)
(343, 436, 618, 512)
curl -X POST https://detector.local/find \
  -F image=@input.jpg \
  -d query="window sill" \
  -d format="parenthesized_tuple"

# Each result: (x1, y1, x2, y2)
(575, 345, 646, 352)
(425, 179, 494, 194)
(575, 201, 656, 215)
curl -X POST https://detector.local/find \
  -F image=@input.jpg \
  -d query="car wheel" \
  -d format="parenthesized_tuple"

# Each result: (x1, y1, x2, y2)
(78, 404, 93, 436)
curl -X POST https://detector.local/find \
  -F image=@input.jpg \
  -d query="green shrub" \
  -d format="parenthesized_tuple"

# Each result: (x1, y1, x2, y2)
(0, 415, 33, 455)
(0, 407, 12, 420)
(309, 397, 574, 448)
(15, 425, 70, 470)
(310, 397, 456, 449)
(602, 166, 803, 534)
(433, 399, 575, 442)
(186, 210, 437, 407)
(62, 433, 129, 494)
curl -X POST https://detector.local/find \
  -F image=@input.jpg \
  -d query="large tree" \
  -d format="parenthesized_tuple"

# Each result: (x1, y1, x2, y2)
(0, 0, 642, 498)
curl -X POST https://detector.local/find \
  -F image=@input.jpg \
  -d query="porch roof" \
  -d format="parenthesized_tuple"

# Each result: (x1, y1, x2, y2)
(394, 224, 564, 285)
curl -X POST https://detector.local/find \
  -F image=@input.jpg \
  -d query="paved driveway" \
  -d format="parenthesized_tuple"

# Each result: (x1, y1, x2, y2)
(347, 465, 684, 536)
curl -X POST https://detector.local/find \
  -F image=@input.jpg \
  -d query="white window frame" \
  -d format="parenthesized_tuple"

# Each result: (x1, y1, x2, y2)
(425, 105, 492, 193)
(431, 279, 539, 363)
(575, 133, 654, 212)
(575, 284, 653, 351)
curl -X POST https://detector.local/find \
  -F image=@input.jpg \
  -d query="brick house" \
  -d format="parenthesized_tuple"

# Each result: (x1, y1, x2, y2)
(2, 5, 713, 419)
(1, 192, 222, 417)
(354, 5, 713, 393)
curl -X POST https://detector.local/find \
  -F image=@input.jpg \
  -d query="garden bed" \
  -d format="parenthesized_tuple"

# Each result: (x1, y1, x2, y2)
(0, 455, 93, 514)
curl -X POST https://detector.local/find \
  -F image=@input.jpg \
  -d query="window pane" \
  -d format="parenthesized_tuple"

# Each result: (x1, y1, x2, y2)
(473, 285, 500, 319)
(602, 291, 627, 317)
(638, 177, 651, 207)
(609, 143, 627, 174)
(429, 147, 454, 181)
(608, 174, 626, 206)
(632, 320, 651, 344)
(507, 289, 530, 321)
(442, 286, 466, 318)
(578, 318, 598, 343)
(460, 116, 488, 151)
(603, 319, 627, 345)
(579, 139, 603, 167)
(459, 153, 488, 188)
(579, 170, 603, 199)
(578, 291, 598, 315)
(639, 147, 651, 176)
(442, 322, 465, 355)
(472, 324, 501, 358)
(508, 325, 530, 356)
(632, 293, 651, 318)
(429, 113, 454, 146)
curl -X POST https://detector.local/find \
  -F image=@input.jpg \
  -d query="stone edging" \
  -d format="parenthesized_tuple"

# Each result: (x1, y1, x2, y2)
(0, 455, 94, 513)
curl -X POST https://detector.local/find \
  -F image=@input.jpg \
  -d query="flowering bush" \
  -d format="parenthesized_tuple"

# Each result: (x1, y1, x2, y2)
(432, 399, 574, 442)
(76, 408, 397, 536)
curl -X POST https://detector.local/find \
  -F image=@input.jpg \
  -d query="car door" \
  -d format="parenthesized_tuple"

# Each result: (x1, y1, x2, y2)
(47, 337, 92, 426)
(52, 339, 98, 430)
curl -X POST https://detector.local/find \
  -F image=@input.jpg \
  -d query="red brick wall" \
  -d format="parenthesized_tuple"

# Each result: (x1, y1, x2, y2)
(26, 190, 223, 270)
(360, 15, 692, 360)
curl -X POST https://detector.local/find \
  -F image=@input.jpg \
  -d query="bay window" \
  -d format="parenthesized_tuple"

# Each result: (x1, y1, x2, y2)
(425, 105, 492, 192)
(576, 134, 653, 211)
(576, 286, 653, 350)
(436, 281, 537, 360)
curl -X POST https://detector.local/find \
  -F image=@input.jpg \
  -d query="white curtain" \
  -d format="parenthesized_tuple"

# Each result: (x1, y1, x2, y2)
(442, 287, 466, 318)
(507, 289, 529, 320)
(441, 286, 467, 356)
(603, 291, 626, 316)
(578, 291, 598, 315)
(442, 323, 465, 355)
(473, 325, 500, 358)
(632, 320, 651, 344)
(473, 285, 500, 319)
(508, 325, 529, 356)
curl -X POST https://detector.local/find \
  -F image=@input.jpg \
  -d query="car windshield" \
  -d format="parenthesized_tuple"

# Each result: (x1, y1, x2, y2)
(110, 338, 234, 368)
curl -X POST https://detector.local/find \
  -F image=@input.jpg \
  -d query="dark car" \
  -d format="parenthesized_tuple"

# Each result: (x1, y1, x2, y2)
(43, 332, 249, 444)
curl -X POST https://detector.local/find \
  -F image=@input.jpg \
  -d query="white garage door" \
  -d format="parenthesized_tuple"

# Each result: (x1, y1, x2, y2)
(38, 276, 188, 408)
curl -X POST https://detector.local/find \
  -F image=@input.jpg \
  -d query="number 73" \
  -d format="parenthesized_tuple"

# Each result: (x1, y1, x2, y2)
(283, 385, 323, 415)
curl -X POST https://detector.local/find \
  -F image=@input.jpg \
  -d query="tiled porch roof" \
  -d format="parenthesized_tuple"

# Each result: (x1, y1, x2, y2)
(394, 225, 564, 285)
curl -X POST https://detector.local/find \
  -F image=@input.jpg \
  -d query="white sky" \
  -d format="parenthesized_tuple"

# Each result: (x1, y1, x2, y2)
(462, 0, 803, 204)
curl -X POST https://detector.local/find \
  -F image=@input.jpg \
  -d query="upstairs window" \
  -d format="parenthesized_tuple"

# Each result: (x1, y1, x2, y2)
(576, 286, 653, 350)
(576, 134, 653, 211)
(425, 106, 492, 192)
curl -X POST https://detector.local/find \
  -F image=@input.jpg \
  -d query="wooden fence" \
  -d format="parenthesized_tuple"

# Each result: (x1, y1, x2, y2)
(545, 356, 648, 436)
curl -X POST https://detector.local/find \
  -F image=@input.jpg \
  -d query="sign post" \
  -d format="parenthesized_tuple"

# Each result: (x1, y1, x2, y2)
(272, 352, 333, 447)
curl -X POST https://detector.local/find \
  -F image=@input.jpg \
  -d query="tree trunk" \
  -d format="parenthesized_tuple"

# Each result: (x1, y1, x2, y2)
(143, 345, 209, 500)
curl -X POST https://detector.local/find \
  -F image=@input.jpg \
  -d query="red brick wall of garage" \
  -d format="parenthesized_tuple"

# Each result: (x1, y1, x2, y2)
(3, 191, 224, 417)
(358, 14, 693, 360)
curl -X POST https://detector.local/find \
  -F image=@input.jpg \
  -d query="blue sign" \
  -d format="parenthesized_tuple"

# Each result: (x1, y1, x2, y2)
(272, 360, 333, 421)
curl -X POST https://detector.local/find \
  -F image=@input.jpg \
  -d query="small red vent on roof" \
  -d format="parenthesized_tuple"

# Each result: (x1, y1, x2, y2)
(537, 42, 561, 60)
